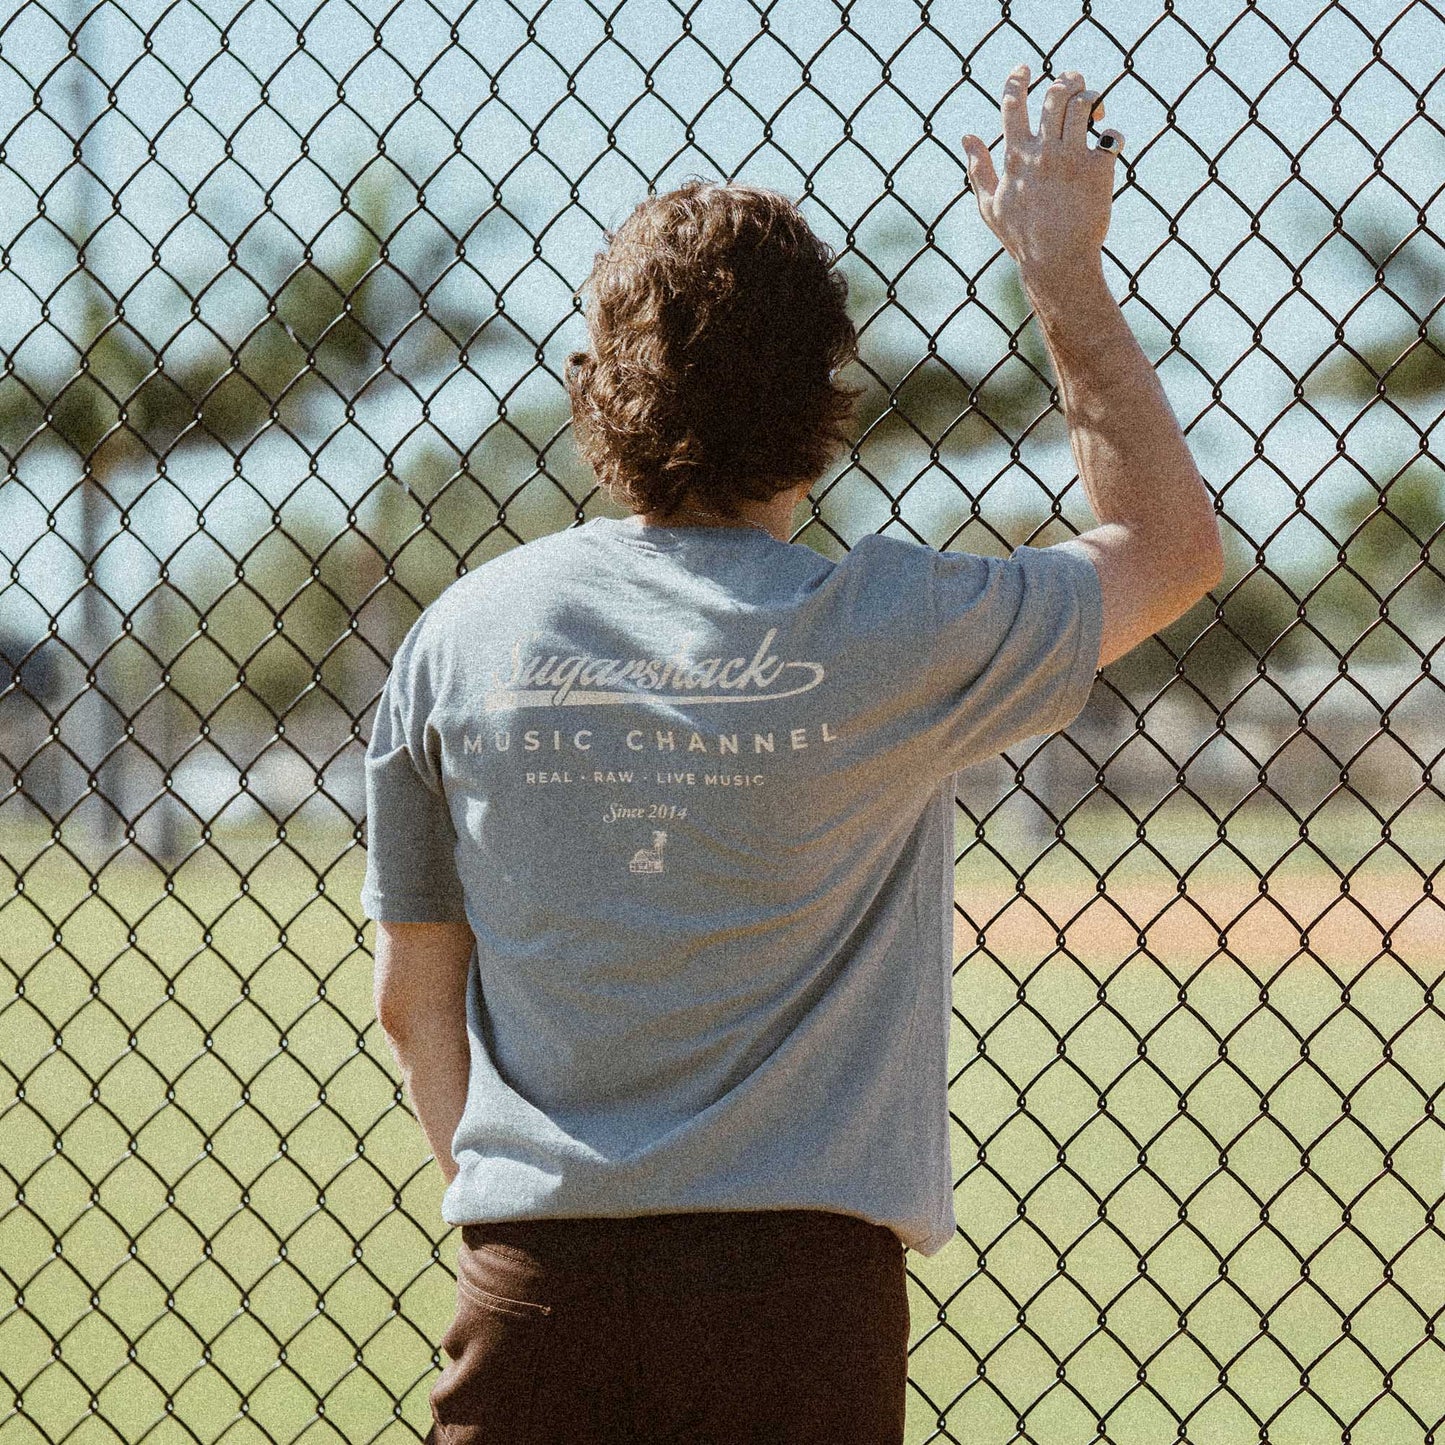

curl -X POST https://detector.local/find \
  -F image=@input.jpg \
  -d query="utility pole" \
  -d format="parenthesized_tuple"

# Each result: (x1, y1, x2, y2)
(66, 0, 109, 853)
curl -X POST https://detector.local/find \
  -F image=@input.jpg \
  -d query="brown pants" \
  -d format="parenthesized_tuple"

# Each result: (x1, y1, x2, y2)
(423, 1207, 909, 1444)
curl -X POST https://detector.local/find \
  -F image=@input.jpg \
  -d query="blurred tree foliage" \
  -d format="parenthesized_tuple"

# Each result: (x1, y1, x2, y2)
(0, 169, 499, 725)
(1297, 208, 1444, 676)
(5, 178, 1437, 749)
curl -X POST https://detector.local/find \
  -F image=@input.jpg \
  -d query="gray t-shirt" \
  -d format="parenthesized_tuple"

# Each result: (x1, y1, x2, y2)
(360, 513, 1102, 1256)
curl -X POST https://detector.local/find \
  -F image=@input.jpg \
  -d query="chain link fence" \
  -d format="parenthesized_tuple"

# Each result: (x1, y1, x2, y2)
(2, 0, 1443, 1440)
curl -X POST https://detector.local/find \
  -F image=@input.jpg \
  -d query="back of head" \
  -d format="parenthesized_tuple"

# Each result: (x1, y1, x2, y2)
(564, 179, 864, 525)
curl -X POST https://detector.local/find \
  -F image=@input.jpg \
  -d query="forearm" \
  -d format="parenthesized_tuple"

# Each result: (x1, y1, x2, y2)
(383, 1015, 471, 1185)
(1021, 257, 1222, 576)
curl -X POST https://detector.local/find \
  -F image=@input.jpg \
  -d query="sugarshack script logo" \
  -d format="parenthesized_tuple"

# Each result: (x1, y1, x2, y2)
(482, 628, 824, 710)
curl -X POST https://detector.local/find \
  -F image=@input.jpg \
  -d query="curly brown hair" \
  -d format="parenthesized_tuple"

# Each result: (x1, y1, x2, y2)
(564, 178, 865, 524)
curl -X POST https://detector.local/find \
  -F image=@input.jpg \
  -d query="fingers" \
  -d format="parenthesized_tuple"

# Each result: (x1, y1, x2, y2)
(999, 66, 1111, 152)
(961, 134, 999, 200)
(999, 63, 1033, 160)
(974, 64, 1115, 191)
(1063, 85, 1103, 149)
(1039, 72, 1084, 142)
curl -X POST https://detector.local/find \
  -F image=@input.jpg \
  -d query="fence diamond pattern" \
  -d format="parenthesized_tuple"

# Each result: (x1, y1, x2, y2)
(1, 0, 1442, 1441)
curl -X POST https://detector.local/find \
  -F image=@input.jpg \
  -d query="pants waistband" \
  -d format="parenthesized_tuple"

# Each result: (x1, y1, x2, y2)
(459, 1207, 900, 1266)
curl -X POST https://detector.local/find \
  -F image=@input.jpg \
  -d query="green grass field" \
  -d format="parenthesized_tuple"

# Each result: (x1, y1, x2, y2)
(2, 801, 1442, 1443)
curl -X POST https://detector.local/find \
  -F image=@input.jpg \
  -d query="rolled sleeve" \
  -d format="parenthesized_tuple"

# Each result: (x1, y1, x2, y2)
(1030, 538, 1105, 735)
(359, 614, 470, 925)
(925, 537, 1103, 771)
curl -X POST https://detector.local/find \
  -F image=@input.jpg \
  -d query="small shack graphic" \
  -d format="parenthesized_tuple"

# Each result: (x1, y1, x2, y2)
(629, 830, 667, 874)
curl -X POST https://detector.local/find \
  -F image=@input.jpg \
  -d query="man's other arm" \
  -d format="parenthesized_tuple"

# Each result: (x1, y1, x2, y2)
(373, 919, 475, 1185)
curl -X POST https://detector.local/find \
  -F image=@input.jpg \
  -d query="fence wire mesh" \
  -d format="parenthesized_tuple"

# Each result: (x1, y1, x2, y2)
(1, 0, 1443, 1440)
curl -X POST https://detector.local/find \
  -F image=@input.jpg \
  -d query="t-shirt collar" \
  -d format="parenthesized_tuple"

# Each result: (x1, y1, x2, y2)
(587, 514, 780, 548)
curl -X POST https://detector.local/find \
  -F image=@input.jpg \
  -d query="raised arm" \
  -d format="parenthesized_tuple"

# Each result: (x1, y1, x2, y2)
(964, 65, 1224, 669)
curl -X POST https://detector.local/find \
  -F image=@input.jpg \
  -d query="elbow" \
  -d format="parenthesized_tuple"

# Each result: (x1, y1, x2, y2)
(371, 920, 475, 1046)
(1196, 535, 1225, 594)
(375, 990, 413, 1047)
(1149, 525, 1223, 629)
(1185, 516, 1225, 597)
(375, 974, 427, 1047)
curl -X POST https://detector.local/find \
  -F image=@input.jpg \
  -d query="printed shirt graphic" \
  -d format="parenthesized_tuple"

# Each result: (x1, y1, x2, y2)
(360, 513, 1103, 1256)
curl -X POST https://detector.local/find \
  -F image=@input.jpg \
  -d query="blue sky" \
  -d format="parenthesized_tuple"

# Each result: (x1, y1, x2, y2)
(0, 0, 1440, 619)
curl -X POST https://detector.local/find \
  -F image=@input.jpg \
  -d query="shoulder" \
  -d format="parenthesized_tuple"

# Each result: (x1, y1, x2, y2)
(834, 532, 995, 616)
(834, 531, 932, 586)
(839, 531, 995, 578)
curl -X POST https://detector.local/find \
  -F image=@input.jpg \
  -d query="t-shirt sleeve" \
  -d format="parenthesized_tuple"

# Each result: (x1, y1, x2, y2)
(908, 536, 1103, 773)
(359, 611, 470, 924)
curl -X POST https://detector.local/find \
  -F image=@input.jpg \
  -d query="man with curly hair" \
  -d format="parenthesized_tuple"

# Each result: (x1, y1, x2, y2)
(362, 65, 1221, 1445)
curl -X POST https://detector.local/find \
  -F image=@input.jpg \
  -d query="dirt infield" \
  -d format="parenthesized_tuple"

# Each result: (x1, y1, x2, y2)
(952, 856, 1443, 975)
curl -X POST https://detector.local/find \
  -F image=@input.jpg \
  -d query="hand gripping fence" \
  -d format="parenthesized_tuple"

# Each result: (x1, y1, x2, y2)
(0, 2, 1442, 1441)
